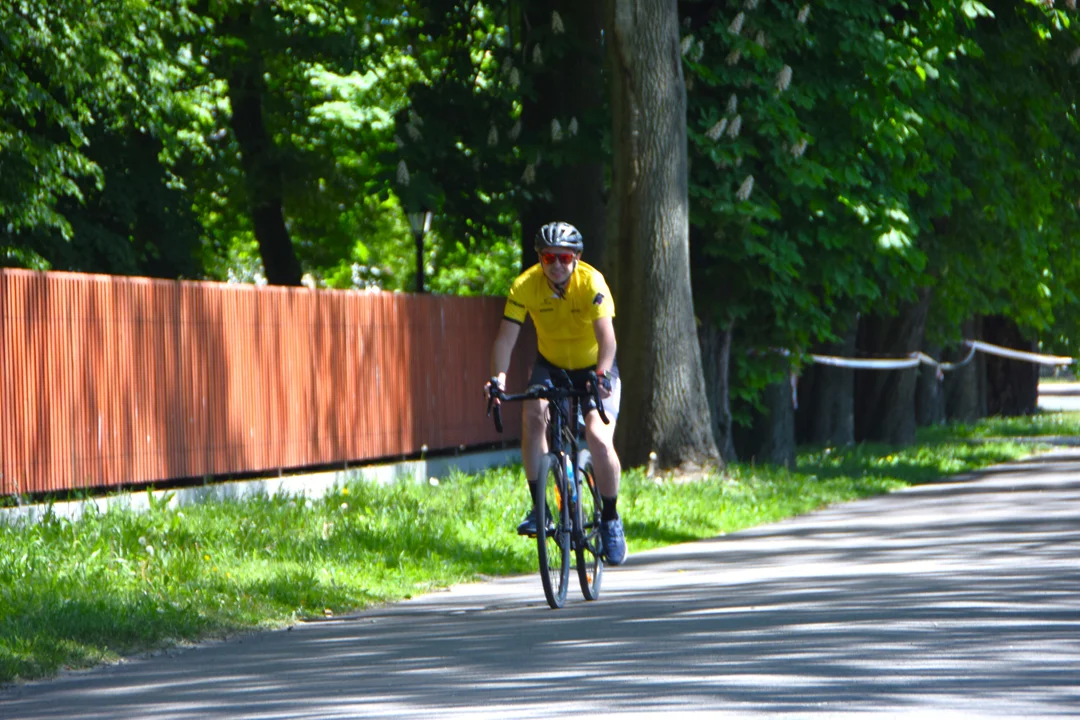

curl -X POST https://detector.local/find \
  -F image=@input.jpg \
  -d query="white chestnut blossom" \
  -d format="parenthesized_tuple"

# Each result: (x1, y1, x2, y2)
(487, 125, 498, 147)
(1071, 47, 1080, 66)
(745, 0, 760, 9)
(522, 164, 537, 185)
(798, 4, 811, 23)
(729, 12, 745, 35)
(776, 65, 793, 93)
(510, 68, 521, 88)
(568, 117, 579, 137)
(552, 11, 565, 34)
(533, 44, 543, 65)
(736, 175, 754, 201)
(396, 160, 410, 186)
(727, 114, 742, 138)
(791, 138, 808, 158)
(727, 94, 738, 115)
(551, 119, 563, 142)
(705, 119, 728, 141)
(726, 49, 742, 66)
(509, 120, 522, 141)
(681, 35, 695, 56)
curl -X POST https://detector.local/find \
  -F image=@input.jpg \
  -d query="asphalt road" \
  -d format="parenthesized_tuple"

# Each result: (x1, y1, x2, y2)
(4, 450, 1080, 718)
(1038, 381, 1080, 412)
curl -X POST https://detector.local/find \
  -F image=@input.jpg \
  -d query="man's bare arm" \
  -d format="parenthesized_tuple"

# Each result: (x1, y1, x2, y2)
(593, 315, 617, 381)
(491, 319, 522, 389)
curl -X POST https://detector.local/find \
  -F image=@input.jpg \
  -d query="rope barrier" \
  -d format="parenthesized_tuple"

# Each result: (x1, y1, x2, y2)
(806, 339, 1074, 373)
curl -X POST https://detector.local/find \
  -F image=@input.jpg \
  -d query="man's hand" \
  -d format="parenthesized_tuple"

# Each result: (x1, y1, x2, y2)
(485, 374, 506, 405)
(594, 370, 613, 399)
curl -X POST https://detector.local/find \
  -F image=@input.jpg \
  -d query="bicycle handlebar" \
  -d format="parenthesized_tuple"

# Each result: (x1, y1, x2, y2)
(486, 372, 610, 434)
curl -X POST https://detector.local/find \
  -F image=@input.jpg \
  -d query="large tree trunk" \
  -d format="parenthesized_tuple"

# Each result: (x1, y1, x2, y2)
(854, 289, 932, 445)
(796, 314, 857, 447)
(698, 316, 737, 463)
(226, 8, 302, 287)
(944, 318, 986, 423)
(519, 1, 607, 271)
(915, 340, 946, 427)
(735, 368, 796, 469)
(604, 0, 719, 471)
(983, 315, 1039, 416)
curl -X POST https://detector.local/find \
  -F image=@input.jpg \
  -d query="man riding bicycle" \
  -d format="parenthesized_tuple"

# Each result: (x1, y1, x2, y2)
(487, 221, 627, 565)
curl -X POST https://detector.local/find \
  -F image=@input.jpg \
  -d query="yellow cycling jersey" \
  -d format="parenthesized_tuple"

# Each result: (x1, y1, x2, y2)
(503, 261, 615, 370)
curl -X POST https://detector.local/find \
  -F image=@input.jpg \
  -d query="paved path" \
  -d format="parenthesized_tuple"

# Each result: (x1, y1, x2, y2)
(1038, 381, 1080, 412)
(4, 450, 1080, 718)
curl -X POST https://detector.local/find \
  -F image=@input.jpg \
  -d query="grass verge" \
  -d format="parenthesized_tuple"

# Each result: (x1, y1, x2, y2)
(3, 412, 1079, 684)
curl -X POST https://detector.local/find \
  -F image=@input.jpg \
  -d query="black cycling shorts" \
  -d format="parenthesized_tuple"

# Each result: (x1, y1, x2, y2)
(527, 354, 621, 420)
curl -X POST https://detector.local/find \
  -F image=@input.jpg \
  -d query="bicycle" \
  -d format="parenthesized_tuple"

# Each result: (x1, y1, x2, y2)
(487, 371, 610, 609)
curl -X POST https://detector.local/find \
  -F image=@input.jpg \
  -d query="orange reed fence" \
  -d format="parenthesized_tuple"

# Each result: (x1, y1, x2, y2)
(0, 269, 533, 497)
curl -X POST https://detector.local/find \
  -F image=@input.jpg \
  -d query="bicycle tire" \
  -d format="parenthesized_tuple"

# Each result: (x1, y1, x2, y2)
(535, 453, 570, 609)
(574, 449, 603, 601)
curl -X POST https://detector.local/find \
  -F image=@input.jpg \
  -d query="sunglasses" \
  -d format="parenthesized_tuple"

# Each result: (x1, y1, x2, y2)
(540, 252, 576, 266)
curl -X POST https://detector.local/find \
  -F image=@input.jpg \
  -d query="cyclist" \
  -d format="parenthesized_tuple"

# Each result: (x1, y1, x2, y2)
(487, 221, 627, 565)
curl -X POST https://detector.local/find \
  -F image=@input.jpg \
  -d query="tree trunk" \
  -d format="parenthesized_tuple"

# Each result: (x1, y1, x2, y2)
(735, 370, 796, 469)
(854, 289, 931, 445)
(915, 340, 946, 427)
(698, 316, 737, 463)
(604, 0, 719, 471)
(795, 315, 857, 447)
(983, 315, 1039, 416)
(944, 318, 986, 423)
(225, 8, 302, 287)
(519, 1, 607, 272)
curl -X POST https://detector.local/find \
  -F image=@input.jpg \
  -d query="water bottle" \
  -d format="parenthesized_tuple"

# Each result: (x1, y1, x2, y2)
(565, 455, 577, 503)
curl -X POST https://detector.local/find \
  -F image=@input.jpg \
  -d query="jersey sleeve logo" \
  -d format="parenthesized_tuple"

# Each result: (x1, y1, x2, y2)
(592, 292, 605, 306)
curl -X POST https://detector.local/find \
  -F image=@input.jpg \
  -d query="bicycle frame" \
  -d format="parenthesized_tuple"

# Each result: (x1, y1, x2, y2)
(487, 371, 609, 607)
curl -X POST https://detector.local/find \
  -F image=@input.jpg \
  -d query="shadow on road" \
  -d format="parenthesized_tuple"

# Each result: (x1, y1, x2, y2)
(5, 452, 1080, 718)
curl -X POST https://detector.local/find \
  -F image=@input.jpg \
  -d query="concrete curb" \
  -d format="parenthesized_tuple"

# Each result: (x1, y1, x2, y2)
(0, 447, 521, 527)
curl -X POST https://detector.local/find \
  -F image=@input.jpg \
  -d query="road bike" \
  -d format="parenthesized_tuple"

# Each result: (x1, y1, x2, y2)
(487, 371, 610, 609)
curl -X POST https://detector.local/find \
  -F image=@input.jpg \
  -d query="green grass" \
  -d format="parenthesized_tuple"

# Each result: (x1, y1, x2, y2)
(2, 411, 1078, 684)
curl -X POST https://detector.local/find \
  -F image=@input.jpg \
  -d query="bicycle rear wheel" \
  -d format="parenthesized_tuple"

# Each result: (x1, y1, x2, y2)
(535, 453, 570, 609)
(574, 449, 603, 600)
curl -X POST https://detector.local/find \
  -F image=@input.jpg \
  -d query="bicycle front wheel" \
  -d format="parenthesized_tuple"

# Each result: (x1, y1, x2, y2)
(535, 453, 570, 609)
(575, 449, 603, 601)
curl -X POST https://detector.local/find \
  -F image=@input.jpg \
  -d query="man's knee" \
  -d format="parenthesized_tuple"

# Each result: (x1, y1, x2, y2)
(523, 401, 547, 433)
(585, 418, 617, 454)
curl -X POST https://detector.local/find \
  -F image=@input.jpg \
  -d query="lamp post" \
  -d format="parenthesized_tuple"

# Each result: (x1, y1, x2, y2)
(407, 209, 433, 294)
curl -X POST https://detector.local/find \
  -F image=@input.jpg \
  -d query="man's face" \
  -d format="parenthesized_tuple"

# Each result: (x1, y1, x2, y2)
(539, 250, 578, 284)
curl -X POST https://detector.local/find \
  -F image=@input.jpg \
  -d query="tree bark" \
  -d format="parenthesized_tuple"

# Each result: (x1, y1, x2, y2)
(983, 315, 1039, 416)
(915, 340, 946, 427)
(795, 315, 857, 447)
(225, 8, 302, 287)
(519, 1, 607, 271)
(854, 289, 932, 445)
(604, 0, 719, 471)
(735, 369, 796, 469)
(698, 316, 737, 463)
(944, 318, 986, 423)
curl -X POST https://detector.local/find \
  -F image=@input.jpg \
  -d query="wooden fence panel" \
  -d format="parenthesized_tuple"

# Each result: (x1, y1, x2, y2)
(0, 269, 533, 496)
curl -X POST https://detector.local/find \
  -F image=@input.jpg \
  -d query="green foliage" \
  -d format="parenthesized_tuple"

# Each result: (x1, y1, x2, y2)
(0, 0, 192, 268)
(681, 0, 1080, 417)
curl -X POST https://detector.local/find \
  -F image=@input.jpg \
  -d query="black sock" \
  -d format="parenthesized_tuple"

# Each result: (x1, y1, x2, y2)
(601, 495, 618, 522)
(526, 481, 538, 509)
